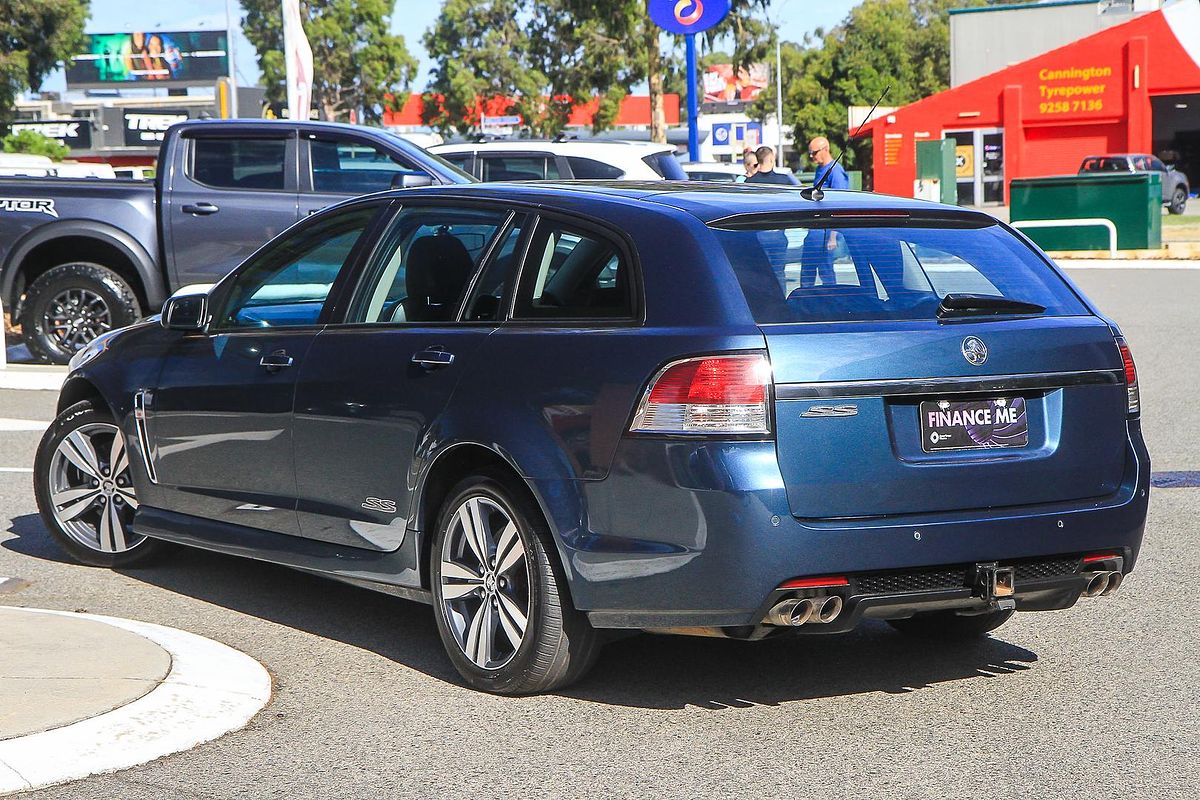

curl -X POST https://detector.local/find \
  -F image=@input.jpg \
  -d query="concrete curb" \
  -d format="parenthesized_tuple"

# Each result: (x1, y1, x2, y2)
(0, 609, 272, 796)
(0, 366, 66, 392)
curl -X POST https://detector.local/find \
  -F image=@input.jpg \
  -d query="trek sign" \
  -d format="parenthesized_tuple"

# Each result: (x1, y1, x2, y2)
(648, 0, 730, 34)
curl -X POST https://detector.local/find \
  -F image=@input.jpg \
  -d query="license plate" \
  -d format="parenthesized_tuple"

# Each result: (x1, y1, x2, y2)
(920, 397, 1028, 453)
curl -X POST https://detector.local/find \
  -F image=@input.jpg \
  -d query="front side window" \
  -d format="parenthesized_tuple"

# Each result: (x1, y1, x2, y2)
(213, 206, 379, 329)
(716, 221, 1088, 324)
(310, 138, 428, 194)
(348, 206, 509, 324)
(479, 154, 560, 182)
(191, 137, 288, 190)
(513, 220, 633, 319)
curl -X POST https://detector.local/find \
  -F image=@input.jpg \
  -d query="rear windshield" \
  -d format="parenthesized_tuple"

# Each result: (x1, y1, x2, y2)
(643, 151, 688, 180)
(715, 222, 1089, 324)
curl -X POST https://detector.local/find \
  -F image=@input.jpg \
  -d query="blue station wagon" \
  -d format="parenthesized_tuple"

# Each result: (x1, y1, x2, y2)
(35, 182, 1150, 693)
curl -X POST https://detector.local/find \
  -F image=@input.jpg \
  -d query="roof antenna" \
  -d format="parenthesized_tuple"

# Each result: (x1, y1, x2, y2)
(802, 86, 890, 201)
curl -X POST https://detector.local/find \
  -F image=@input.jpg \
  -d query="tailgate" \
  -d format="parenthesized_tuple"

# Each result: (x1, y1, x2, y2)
(767, 316, 1128, 518)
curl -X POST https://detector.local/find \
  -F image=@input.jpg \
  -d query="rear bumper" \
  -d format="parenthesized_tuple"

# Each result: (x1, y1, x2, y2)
(551, 425, 1149, 629)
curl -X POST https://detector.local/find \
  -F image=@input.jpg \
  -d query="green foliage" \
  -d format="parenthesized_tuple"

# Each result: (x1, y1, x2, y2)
(750, 0, 1024, 176)
(2, 128, 70, 159)
(423, 0, 647, 137)
(241, 0, 417, 123)
(0, 0, 88, 130)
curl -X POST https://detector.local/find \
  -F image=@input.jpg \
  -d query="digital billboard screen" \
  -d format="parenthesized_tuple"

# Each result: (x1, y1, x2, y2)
(65, 31, 229, 88)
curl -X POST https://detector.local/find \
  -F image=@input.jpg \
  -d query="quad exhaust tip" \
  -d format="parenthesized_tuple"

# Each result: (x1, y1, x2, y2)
(765, 594, 844, 627)
(1083, 570, 1123, 598)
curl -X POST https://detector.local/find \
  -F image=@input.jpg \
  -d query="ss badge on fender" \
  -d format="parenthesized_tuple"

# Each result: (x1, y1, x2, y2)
(361, 496, 398, 513)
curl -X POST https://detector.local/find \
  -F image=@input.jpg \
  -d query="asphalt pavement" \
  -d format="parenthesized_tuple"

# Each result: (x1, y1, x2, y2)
(0, 266, 1197, 799)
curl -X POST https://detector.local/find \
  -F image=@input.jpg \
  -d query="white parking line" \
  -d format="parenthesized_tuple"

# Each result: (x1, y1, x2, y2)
(0, 418, 49, 432)
(1058, 260, 1200, 270)
(0, 609, 272, 795)
(0, 468, 32, 473)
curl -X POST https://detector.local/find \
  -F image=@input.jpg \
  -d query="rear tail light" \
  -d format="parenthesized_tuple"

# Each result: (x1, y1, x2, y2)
(630, 353, 772, 434)
(1116, 337, 1139, 415)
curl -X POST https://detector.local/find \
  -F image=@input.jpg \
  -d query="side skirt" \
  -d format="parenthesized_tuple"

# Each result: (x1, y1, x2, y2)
(132, 506, 431, 604)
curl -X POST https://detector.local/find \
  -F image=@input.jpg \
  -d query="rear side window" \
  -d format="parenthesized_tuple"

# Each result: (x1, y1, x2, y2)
(716, 222, 1088, 324)
(513, 220, 632, 319)
(1080, 157, 1128, 173)
(479, 154, 560, 182)
(642, 151, 687, 180)
(567, 157, 624, 179)
(191, 137, 287, 190)
(347, 206, 509, 324)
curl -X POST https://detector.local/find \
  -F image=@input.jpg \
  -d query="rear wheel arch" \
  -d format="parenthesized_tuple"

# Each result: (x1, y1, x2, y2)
(4, 222, 163, 313)
(415, 443, 573, 596)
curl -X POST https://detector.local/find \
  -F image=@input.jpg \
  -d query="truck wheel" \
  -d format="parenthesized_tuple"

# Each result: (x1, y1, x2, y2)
(1168, 187, 1188, 215)
(18, 263, 142, 364)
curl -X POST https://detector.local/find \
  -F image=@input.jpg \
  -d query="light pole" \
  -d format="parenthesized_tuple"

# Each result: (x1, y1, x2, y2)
(775, 35, 783, 162)
(225, 0, 239, 117)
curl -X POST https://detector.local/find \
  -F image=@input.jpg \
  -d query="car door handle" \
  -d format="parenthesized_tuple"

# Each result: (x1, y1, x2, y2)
(259, 350, 294, 371)
(182, 202, 220, 216)
(411, 348, 454, 369)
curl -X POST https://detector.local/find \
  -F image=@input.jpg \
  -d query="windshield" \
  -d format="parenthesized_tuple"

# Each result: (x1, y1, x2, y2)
(384, 132, 477, 183)
(715, 221, 1089, 324)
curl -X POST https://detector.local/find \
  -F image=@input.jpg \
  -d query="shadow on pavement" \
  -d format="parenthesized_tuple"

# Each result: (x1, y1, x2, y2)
(4, 512, 1038, 709)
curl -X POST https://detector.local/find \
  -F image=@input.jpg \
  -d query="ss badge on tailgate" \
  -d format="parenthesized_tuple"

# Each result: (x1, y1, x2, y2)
(362, 497, 398, 513)
(801, 404, 858, 418)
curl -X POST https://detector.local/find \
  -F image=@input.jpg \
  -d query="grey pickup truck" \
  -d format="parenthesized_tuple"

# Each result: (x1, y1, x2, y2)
(0, 119, 473, 362)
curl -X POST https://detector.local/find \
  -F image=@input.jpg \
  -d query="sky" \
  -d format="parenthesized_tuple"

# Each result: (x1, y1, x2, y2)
(39, 0, 865, 97)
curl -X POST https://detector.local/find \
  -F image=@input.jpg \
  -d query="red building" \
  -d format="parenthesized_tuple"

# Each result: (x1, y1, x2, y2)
(857, 0, 1200, 204)
(383, 93, 681, 130)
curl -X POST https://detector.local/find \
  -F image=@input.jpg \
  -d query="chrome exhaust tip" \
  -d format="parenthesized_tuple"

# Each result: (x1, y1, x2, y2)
(1101, 571, 1123, 596)
(1084, 571, 1114, 598)
(765, 598, 813, 627)
(807, 595, 844, 624)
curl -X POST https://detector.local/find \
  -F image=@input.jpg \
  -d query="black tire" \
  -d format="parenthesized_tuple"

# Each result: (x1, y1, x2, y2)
(886, 607, 1014, 640)
(430, 471, 601, 694)
(18, 262, 142, 364)
(34, 400, 170, 568)
(1167, 186, 1188, 215)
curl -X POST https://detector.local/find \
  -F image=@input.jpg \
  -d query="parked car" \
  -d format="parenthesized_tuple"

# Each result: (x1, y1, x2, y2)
(681, 162, 746, 182)
(0, 119, 473, 363)
(35, 182, 1149, 694)
(429, 139, 687, 182)
(1078, 154, 1190, 214)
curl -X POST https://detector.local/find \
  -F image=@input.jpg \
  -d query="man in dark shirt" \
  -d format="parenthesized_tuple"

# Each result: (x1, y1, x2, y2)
(745, 146, 799, 185)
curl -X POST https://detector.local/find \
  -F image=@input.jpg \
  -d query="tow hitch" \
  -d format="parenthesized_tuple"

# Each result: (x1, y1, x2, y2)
(973, 563, 1016, 611)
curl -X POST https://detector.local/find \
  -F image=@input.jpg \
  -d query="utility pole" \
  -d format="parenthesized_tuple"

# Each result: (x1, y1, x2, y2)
(775, 36, 783, 162)
(225, 0, 239, 117)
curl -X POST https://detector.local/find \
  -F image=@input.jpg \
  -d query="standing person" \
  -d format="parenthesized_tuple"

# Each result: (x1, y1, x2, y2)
(745, 146, 799, 185)
(809, 136, 850, 189)
(739, 151, 759, 182)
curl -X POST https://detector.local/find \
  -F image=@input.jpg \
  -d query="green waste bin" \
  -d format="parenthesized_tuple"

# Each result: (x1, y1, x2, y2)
(1009, 172, 1162, 251)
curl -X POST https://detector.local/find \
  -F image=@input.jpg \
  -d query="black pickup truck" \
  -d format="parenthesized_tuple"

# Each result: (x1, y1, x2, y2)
(0, 119, 473, 362)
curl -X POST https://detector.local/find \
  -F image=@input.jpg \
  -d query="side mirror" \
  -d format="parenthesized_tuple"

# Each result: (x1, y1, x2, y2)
(161, 292, 209, 331)
(392, 172, 434, 189)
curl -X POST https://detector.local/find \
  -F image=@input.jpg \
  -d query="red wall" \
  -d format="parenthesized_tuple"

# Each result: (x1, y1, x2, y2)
(859, 4, 1200, 202)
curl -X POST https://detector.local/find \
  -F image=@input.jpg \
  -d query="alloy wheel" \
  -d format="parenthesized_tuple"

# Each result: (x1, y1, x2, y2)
(47, 422, 142, 553)
(44, 288, 112, 353)
(438, 496, 532, 669)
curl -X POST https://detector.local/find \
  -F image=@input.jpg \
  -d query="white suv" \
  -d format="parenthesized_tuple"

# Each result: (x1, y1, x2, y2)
(429, 140, 687, 181)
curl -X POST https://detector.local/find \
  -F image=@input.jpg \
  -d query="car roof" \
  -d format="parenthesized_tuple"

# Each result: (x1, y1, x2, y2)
(430, 140, 675, 155)
(373, 181, 988, 225)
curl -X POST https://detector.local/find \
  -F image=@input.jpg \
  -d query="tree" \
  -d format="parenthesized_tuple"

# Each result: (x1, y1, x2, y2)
(0, 0, 88, 131)
(751, 0, 1025, 178)
(2, 129, 69, 159)
(242, 0, 416, 123)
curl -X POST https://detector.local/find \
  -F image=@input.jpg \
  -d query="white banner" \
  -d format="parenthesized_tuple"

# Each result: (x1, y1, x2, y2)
(282, 0, 313, 120)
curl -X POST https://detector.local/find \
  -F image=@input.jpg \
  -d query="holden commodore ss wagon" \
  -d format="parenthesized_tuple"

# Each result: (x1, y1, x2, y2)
(35, 182, 1149, 694)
